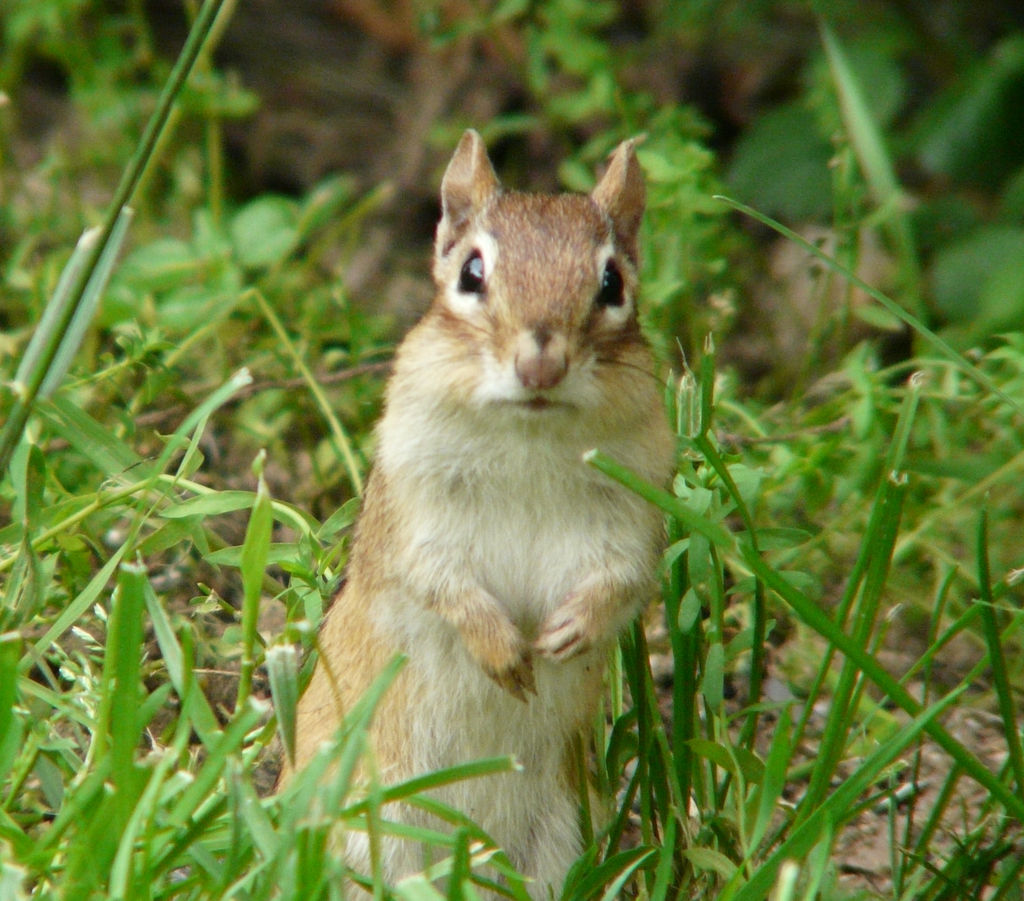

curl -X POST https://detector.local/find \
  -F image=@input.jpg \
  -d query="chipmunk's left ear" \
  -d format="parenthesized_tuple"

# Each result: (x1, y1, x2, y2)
(591, 138, 646, 263)
(437, 130, 501, 256)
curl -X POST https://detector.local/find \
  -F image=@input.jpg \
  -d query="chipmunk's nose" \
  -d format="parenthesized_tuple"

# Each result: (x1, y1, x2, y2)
(514, 327, 568, 390)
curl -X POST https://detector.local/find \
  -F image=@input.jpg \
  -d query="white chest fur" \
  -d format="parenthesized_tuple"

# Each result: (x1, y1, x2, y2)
(375, 391, 649, 633)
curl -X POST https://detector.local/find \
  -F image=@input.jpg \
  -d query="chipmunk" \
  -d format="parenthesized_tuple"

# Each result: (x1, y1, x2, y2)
(291, 130, 675, 898)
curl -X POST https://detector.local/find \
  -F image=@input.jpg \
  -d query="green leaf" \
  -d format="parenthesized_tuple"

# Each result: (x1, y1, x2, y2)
(318, 497, 360, 540)
(37, 396, 147, 482)
(237, 457, 273, 706)
(153, 282, 243, 334)
(916, 34, 1024, 190)
(204, 542, 302, 568)
(109, 236, 199, 294)
(702, 642, 725, 711)
(975, 510, 1024, 799)
(726, 463, 763, 513)
(230, 196, 299, 268)
(821, 25, 901, 209)
(687, 738, 764, 785)
(162, 489, 320, 535)
(143, 576, 219, 743)
(931, 226, 1024, 324)
(298, 174, 357, 239)
(726, 104, 833, 221)
(683, 846, 738, 881)
(105, 562, 148, 827)
(649, 814, 678, 899)
(750, 527, 814, 551)
(605, 709, 639, 780)
(561, 846, 655, 901)
(266, 645, 299, 766)
(677, 587, 701, 634)
(777, 570, 822, 602)
(716, 195, 1024, 417)
(687, 532, 713, 601)
(748, 705, 793, 851)
(853, 303, 906, 332)
(162, 489, 257, 518)
(392, 880, 446, 900)
(164, 698, 268, 830)
(25, 547, 128, 675)
(586, 451, 735, 550)
(0, 633, 22, 785)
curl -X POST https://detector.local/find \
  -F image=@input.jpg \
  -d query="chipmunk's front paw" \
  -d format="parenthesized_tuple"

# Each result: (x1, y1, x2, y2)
(485, 650, 537, 701)
(463, 611, 537, 701)
(535, 599, 595, 662)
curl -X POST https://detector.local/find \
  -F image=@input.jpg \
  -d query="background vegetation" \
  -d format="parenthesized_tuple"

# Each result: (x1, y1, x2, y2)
(1, 0, 1023, 898)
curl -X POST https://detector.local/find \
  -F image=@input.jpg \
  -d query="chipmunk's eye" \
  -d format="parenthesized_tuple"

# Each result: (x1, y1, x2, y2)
(595, 259, 624, 308)
(458, 250, 485, 295)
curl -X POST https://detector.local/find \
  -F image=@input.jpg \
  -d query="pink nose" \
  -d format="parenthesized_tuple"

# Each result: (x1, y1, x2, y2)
(514, 328, 568, 390)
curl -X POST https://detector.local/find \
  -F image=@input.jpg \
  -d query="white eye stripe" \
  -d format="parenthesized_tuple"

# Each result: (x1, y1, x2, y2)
(444, 229, 500, 315)
(477, 230, 499, 280)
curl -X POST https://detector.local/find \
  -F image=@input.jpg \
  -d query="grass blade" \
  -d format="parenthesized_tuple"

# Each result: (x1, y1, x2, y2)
(149, 367, 253, 476)
(12, 229, 96, 392)
(142, 570, 220, 743)
(799, 473, 907, 820)
(344, 757, 519, 814)
(820, 21, 923, 319)
(747, 704, 793, 854)
(237, 451, 273, 708)
(747, 552, 1024, 821)
(266, 644, 300, 767)
(585, 450, 735, 549)
(975, 509, 1024, 795)
(106, 561, 148, 828)
(37, 396, 146, 481)
(0, 632, 21, 785)
(39, 207, 135, 397)
(22, 545, 128, 674)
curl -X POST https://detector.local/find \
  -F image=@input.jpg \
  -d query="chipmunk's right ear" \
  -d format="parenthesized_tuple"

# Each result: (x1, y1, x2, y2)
(437, 130, 501, 256)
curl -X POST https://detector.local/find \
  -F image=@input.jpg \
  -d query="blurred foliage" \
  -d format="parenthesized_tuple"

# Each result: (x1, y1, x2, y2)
(718, 6, 1024, 348)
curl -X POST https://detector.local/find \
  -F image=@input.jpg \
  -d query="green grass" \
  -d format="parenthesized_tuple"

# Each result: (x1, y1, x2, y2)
(2, 1, 1024, 899)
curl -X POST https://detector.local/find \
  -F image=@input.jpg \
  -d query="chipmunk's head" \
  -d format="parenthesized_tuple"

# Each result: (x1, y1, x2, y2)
(425, 130, 654, 418)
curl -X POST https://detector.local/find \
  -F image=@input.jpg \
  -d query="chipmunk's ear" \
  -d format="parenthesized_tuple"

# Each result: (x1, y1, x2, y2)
(437, 130, 501, 256)
(591, 138, 646, 263)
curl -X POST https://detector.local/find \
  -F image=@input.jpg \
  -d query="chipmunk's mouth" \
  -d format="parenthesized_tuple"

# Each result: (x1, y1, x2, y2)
(524, 396, 554, 410)
(498, 395, 575, 412)
(524, 389, 581, 409)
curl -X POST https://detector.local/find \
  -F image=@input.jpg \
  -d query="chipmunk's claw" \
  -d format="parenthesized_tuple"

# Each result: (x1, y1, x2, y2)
(487, 652, 537, 701)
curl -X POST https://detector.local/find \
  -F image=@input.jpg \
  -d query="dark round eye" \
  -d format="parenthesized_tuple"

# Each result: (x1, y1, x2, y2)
(458, 250, 485, 295)
(595, 259, 625, 308)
